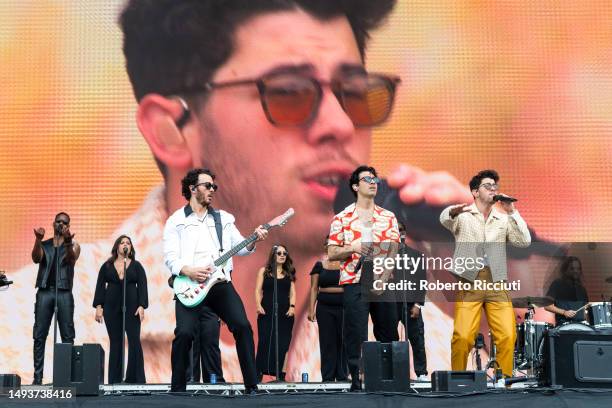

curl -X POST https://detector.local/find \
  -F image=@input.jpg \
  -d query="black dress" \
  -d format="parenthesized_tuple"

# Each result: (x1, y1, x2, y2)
(256, 274, 294, 377)
(93, 259, 148, 383)
(310, 261, 347, 381)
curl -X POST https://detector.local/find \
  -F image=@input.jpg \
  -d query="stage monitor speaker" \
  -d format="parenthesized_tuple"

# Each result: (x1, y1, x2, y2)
(431, 371, 487, 392)
(0, 374, 21, 393)
(53, 343, 104, 395)
(540, 328, 612, 388)
(362, 341, 411, 392)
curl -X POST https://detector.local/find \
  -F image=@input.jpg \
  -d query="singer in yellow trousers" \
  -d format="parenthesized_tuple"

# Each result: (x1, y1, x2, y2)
(451, 267, 516, 377)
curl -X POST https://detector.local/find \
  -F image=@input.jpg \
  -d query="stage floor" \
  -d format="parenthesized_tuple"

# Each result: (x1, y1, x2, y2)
(3, 383, 612, 408)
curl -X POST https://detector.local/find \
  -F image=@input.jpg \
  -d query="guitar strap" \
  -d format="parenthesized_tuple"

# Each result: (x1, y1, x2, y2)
(209, 206, 224, 253)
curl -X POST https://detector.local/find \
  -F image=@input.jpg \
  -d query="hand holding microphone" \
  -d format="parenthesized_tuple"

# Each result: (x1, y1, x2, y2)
(493, 193, 518, 214)
(493, 194, 517, 203)
(0, 271, 13, 288)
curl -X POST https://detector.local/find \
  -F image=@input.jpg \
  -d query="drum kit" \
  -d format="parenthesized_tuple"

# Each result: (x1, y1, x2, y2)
(487, 290, 612, 376)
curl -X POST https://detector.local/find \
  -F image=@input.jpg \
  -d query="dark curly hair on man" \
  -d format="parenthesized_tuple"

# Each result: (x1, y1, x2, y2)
(181, 168, 216, 200)
(120, 0, 396, 101)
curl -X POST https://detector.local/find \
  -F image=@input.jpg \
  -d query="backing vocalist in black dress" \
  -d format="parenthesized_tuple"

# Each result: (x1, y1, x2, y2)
(93, 235, 148, 384)
(255, 245, 296, 381)
(308, 236, 347, 382)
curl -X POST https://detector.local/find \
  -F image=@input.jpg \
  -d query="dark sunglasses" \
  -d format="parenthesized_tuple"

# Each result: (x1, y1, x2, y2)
(276, 251, 288, 256)
(194, 182, 219, 191)
(182, 71, 400, 127)
(55, 220, 69, 225)
(360, 176, 380, 184)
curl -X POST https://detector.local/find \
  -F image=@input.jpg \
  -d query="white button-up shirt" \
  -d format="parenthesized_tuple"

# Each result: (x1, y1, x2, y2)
(163, 204, 254, 281)
(440, 202, 531, 282)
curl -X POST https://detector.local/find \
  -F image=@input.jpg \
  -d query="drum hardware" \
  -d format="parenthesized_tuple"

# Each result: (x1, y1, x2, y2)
(474, 333, 485, 371)
(512, 301, 552, 376)
(486, 331, 502, 381)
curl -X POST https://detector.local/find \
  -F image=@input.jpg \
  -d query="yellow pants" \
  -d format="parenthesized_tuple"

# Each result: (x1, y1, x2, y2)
(451, 268, 516, 377)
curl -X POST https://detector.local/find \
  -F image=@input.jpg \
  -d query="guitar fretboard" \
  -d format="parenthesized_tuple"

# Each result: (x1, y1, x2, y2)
(214, 223, 271, 267)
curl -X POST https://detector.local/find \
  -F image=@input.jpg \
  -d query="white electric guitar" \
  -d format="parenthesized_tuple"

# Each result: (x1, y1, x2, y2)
(173, 208, 294, 307)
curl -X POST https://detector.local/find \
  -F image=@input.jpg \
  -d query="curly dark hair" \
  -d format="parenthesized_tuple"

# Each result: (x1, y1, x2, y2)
(181, 168, 216, 200)
(469, 169, 499, 191)
(264, 244, 296, 281)
(120, 0, 396, 101)
(107, 234, 136, 263)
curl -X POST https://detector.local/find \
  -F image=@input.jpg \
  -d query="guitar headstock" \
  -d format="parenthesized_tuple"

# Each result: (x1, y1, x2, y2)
(264, 208, 295, 230)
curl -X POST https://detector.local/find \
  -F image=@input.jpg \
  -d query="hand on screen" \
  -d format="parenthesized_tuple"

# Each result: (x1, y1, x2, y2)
(387, 164, 472, 206)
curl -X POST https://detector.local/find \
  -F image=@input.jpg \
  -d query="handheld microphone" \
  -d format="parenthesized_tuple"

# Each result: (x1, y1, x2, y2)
(0, 275, 13, 287)
(493, 194, 518, 203)
(123, 246, 129, 256)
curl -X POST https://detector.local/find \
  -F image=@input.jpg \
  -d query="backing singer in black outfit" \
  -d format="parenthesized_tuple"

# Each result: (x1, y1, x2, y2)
(93, 235, 148, 383)
(186, 306, 225, 383)
(255, 245, 296, 381)
(308, 237, 347, 382)
(168, 273, 225, 384)
(394, 222, 428, 380)
(31, 212, 80, 385)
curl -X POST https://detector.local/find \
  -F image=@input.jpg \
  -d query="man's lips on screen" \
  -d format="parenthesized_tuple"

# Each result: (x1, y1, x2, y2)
(303, 167, 352, 202)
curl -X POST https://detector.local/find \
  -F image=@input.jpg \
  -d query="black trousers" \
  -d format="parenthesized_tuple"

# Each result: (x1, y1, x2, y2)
(104, 309, 145, 383)
(316, 296, 348, 381)
(171, 282, 256, 392)
(188, 305, 224, 383)
(342, 284, 398, 383)
(397, 303, 428, 376)
(32, 288, 75, 382)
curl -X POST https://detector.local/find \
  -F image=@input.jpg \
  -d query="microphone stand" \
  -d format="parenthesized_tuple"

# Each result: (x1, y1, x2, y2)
(53, 239, 60, 345)
(400, 243, 409, 342)
(121, 251, 128, 383)
(271, 247, 281, 381)
(474, 333, 484, 371)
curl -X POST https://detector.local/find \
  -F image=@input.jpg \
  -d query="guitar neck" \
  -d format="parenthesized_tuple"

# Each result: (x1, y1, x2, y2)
(214, 223, 271, 267)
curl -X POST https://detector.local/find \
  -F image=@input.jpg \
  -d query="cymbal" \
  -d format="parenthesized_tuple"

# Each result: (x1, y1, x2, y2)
(512, 296, 554, 308)
(606, 276, 612, 283)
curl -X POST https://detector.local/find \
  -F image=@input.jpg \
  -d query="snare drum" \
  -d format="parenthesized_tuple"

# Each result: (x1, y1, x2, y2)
(587, 302, 612, 328)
